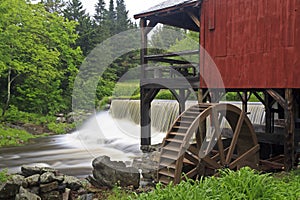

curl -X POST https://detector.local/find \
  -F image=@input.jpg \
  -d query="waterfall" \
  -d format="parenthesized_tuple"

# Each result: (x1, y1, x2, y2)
(110, 100, 266, 133)
(110, 100, 179, 132)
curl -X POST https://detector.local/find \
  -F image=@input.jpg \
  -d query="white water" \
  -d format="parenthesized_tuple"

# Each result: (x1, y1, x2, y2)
(0, 100, 265, 177)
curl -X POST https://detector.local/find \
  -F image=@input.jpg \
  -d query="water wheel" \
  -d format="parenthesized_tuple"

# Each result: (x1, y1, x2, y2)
(157, 103, 260, 185)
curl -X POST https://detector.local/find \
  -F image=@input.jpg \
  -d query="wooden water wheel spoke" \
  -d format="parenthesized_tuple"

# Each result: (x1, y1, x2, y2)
(211, 147, 230, 161)
(188, 145, 199, 156)
(229, 144, 260, 169)
(184, 152, 199, 165)
(158, 103, 259, 185)
(226, 112, 245, 163)
(184, 167, 199, 179)
(202, 156, 222, 169)
(211, 109, 226, 165)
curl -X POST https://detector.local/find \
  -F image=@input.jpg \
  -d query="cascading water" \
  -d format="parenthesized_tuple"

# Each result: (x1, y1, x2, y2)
(0, 100, 265, 177)
(110, 100, 266, 132)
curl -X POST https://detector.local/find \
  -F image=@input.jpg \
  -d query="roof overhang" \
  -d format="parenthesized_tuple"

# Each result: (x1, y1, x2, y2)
(134, 0, 201, 32)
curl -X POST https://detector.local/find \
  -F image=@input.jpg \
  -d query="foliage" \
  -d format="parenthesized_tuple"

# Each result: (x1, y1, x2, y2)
(41, 0, 65, 13)
(224, 92, 263, 102)
(150, 25, 186, 50)
(1, 106, 74, 135)
(155, 90, 176, 100)
(107, 186, 135, 200)
(0, 169, 9, 183)
(0, 124, 37, 147)
(47, 122, 75, 134)
(0, 0, 82, 115)
(135, 167, 300, 200)
(2, 105, 54, 125)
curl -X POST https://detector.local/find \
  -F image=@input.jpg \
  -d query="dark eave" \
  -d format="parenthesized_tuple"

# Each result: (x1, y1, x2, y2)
(134, 0, 200, 19)
(134, 1, 201, 32)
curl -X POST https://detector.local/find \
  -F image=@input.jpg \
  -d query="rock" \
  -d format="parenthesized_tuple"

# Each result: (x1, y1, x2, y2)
(21, 166, 41, 177)
(11, 175, 27, 188)
(15, 186, 41, 200)
(25, 174, 40, 187)
(40, 172, 56, 184)
(79, 193, 94, 200)
(63, 175, 82, 191)
(0, 181, 20, 199)
(40, 181, 59, 193)
(62, 188, 71, 200)
(41, 168, 59, 176)
(28, 187, 40, 195)
(92, 156, 140, 188)
(40, 191, 61, 200)
(54, 175, 64, 183)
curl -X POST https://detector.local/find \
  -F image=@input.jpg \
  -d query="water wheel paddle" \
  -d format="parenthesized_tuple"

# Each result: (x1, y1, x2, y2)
(157, 103, 259, 185)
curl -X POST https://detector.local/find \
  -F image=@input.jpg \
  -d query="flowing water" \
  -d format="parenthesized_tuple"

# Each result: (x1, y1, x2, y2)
(0, 100, 265, 177)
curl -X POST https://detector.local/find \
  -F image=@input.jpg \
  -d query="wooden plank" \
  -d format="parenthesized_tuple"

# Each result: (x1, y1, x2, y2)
(145, 50, 199, 60)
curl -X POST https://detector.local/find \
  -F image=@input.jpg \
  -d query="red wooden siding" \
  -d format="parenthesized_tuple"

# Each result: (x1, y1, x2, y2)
(200, 0, 300, 89)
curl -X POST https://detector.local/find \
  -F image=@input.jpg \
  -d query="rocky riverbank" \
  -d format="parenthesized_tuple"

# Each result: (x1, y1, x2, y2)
(0, 149, 160, 200)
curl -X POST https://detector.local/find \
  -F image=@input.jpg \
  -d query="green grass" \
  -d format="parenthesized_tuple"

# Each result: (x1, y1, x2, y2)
(133, 167, 300, 200)
(93, 167, 300, 199)
(0, 124, 39, 147)
(0, 169, 10, 183)
(0, 106, 75, 136)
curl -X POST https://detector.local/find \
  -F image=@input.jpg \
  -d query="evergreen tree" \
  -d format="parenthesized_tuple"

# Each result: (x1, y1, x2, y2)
(115, 0, 130, 33)
(92, 0, 110, 44)
(41, 0, 65, 14)
(107, 0, 116, 34)
(63, 0, 94, 55)
(94, 0, 106, 24)
(63, 0, 86, 21)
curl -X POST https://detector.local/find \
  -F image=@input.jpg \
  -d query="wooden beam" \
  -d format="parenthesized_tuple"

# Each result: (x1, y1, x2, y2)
(145, 50, 199, 60)
(145, 20, 158, 35)
(266, 89, 288, 110)
(284, 89, 295, 170)
(188, 12, 200, 27)
(140, 18, 148, 80)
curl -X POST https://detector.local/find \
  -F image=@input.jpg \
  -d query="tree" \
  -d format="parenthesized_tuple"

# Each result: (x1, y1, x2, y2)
(41, 0, 65, 14)
(94, 0, 106, 24)
(64, 0, 94, 55)
(107, 0, 116, 34)
(0, 0, 82, 115)
(115, 0, 131, 33)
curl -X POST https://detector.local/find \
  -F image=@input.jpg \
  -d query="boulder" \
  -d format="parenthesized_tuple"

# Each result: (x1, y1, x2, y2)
(21, 166, 41, 177)
(40, 172, 56, 184)
(40, 191, 61, 200)
(11, 175, 27, 188)
(40, 181, 59, 193)
(25, 174, 40, 187)
(0, 181, 20, 200)
(63, 175, 82, 191)
(92, 156, 140, 188)
(15, 186, 41, 200)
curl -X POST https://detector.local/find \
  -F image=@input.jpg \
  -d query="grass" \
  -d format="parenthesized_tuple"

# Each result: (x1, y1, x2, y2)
(0, 169, 10, 183)
(0, 124, 39, 147)
(105, 167, 300, 200)
(0, 106, 75, 135)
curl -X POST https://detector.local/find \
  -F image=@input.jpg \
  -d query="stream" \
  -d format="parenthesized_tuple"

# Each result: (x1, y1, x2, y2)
(0, 111, 165, 177)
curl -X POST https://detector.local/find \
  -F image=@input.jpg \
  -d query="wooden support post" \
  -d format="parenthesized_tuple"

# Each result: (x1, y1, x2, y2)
(140, 88, 151, 146)
(140, 18, 150, 146)
(140, 18, 147, 80)
(240, 91, 248, 113)
(265, 92, 272, 133)
(179, 89, 186, 114)
(284, 89, 295, 170)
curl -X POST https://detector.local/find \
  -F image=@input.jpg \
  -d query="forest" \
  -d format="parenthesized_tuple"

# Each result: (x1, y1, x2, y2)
(0, 0, 196, 116)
